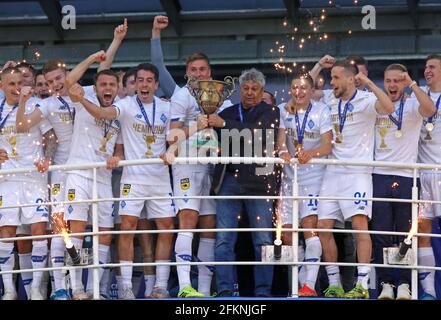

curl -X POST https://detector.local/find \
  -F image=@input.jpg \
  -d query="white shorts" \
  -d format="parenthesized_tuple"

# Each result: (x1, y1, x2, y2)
(64, 174, 114, 228)
(318, 170, 372, 224)
(119, 183, 175, 220)
(0, 180, 49, 228)
(279, 178, 322, 225)
(173, 170, 215, 216)
(420, 172, 441, 219)
(50, 171, 67, 214)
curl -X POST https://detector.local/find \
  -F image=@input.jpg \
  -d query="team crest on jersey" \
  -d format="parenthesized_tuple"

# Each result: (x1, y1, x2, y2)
(180, 178, 190, 190)
(122, 184, 131, 196)
(160, 114, 167, 123)
(68, 189, 75, 201)
(114, 120, 121, 128)
(287, 117, 293, 122)
(135, 114, 143, 120)
(308, 120, 315, 129)
(52, 184, 61, 196)
(348, 104, 354, 112)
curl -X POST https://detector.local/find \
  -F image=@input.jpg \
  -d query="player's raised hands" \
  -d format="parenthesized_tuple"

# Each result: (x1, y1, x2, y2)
(354, 72, 371, 87)
(90, 50, 106, 63)
(19, 86, 33, 105)
(68, 83, 85, 102)
(153, 15, 169, 31)
(318, 55, 336, 69)
(114, 18, 128, 41)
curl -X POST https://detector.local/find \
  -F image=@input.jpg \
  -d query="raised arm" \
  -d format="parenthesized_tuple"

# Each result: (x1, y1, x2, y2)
(355, 72, 394, 115)
(65, 51, 106, 88)
(69, 83, 117, 120)
(309, 55, 335, 84)
(400, 72, 436, 117)
(16, 86, 44, 133)
(98, 19, 128, 72)
(151, 15, 178, 98)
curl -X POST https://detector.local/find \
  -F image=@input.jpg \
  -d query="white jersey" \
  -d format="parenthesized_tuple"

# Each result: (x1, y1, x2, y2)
(66, 92, 121, 184)
(37, 94, 78, 165)
(278, 101, 332, 181)
(0, 98, 52, 182)
(374, 98, 422, 177)
(114, 95, 170, 186)
(416, 86, 441, 169)
(171, 86, 230, 173)
(322, 89, 378, 173)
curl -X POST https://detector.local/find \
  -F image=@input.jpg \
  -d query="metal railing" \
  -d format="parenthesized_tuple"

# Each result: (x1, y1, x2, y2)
(1, 156, 440, 300)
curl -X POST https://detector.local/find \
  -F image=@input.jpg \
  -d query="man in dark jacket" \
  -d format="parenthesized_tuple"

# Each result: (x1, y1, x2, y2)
(207, 68, 280, 297)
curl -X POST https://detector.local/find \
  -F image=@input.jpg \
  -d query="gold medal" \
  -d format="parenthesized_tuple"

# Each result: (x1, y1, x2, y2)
(379, 127, 388, 148)
(144, 135, 156, 158)
(426, 122, 434, 132)
(394, 130, 402, 138)
(7, 135, 18, 158)
(333, 123, 342, 143)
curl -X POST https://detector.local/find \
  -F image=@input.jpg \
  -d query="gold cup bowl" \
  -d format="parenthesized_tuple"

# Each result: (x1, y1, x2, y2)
(187, 76, 237, 115)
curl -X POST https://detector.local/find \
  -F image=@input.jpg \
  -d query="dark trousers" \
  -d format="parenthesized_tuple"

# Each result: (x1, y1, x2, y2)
(371, 174, 415, 287)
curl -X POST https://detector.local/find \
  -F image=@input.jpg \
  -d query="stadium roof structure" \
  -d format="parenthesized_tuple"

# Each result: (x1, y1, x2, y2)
(0, 0, 441, 67)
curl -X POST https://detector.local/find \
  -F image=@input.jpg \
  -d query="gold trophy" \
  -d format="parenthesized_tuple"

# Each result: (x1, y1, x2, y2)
(423, 120, 433, 141)
(187, 76, 237, 152)
(144, 135, 155, 158)
(379, 127, 388, 148)
(333, 123, 342, 143)
(98, 132, 112, 153)
(8, 134, 18, 158)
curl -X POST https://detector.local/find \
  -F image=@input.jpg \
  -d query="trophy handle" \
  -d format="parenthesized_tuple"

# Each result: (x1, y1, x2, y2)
(222, 76, 237, 100)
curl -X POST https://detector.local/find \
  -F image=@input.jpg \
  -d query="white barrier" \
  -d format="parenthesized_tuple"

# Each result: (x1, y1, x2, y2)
(1, 156, 440, 300)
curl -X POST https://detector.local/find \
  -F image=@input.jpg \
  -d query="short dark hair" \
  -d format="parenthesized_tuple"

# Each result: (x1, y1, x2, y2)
(426, 54, 441, 64)
(42, 59, 66, 74)
(291, 71, 314, 88)
(263, 90, 276, 106)
(135, 63, 159, 82)
(333, 60, 359, 76)
(122, 67, 137, 88)
(385, 63, 408, 74)
(186, 53, 210, 68)
(17, 61, 36, 77)
(0, 66, 21, 80)
(35, 69, 44, 78)
(347, 55, 367, 67)
(94, 69, 119, 85)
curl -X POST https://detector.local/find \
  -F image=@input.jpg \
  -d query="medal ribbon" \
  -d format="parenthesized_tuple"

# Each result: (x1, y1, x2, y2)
(427, 90, 441, 124)
(0, 100, 18, 131)
(388, 97, 404, 131)
(337, 90, 357, 134)
(57, 96, 75, 125)
(136, 96, 156, 135)
(294, 103, 312, 145)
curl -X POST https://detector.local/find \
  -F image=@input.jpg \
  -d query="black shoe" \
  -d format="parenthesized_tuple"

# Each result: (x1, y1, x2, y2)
(217, 290, 233, 297)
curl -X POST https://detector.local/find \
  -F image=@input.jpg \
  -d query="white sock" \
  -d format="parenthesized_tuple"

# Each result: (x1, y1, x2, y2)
(197, 238, 215, 296)
(0, 242, 15, 292)
(70, 237, 83, 293)
(40, 269, 49, 298)
(144, 274, 156, 296)
(155, 260, 170, 290)
(100, 250, 112, 296)
(116, 275, 123, 291)
(304, 236, 322, 289)
(298, 244, 306, 286)
(120, 260, 133, 289)
(31, 240, 48, 290)
(356, 266, 371, 290)
(50, 237, 66, 291)
(175, 232, 193, 290)
(325, 265, 342, 287)
(18, 253, 33, 298)
(418, 247, 437, 296)
(86, 244, 110, 293)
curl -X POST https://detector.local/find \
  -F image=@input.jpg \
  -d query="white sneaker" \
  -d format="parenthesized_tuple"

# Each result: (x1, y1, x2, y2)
(396, 283, 411, 300)
(30, 287, 45, 300)
(378, 283, 395, 300)
(2, 289, 17, 300)
(118, 286, 135, 300)
(72, 290, 92, 300)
